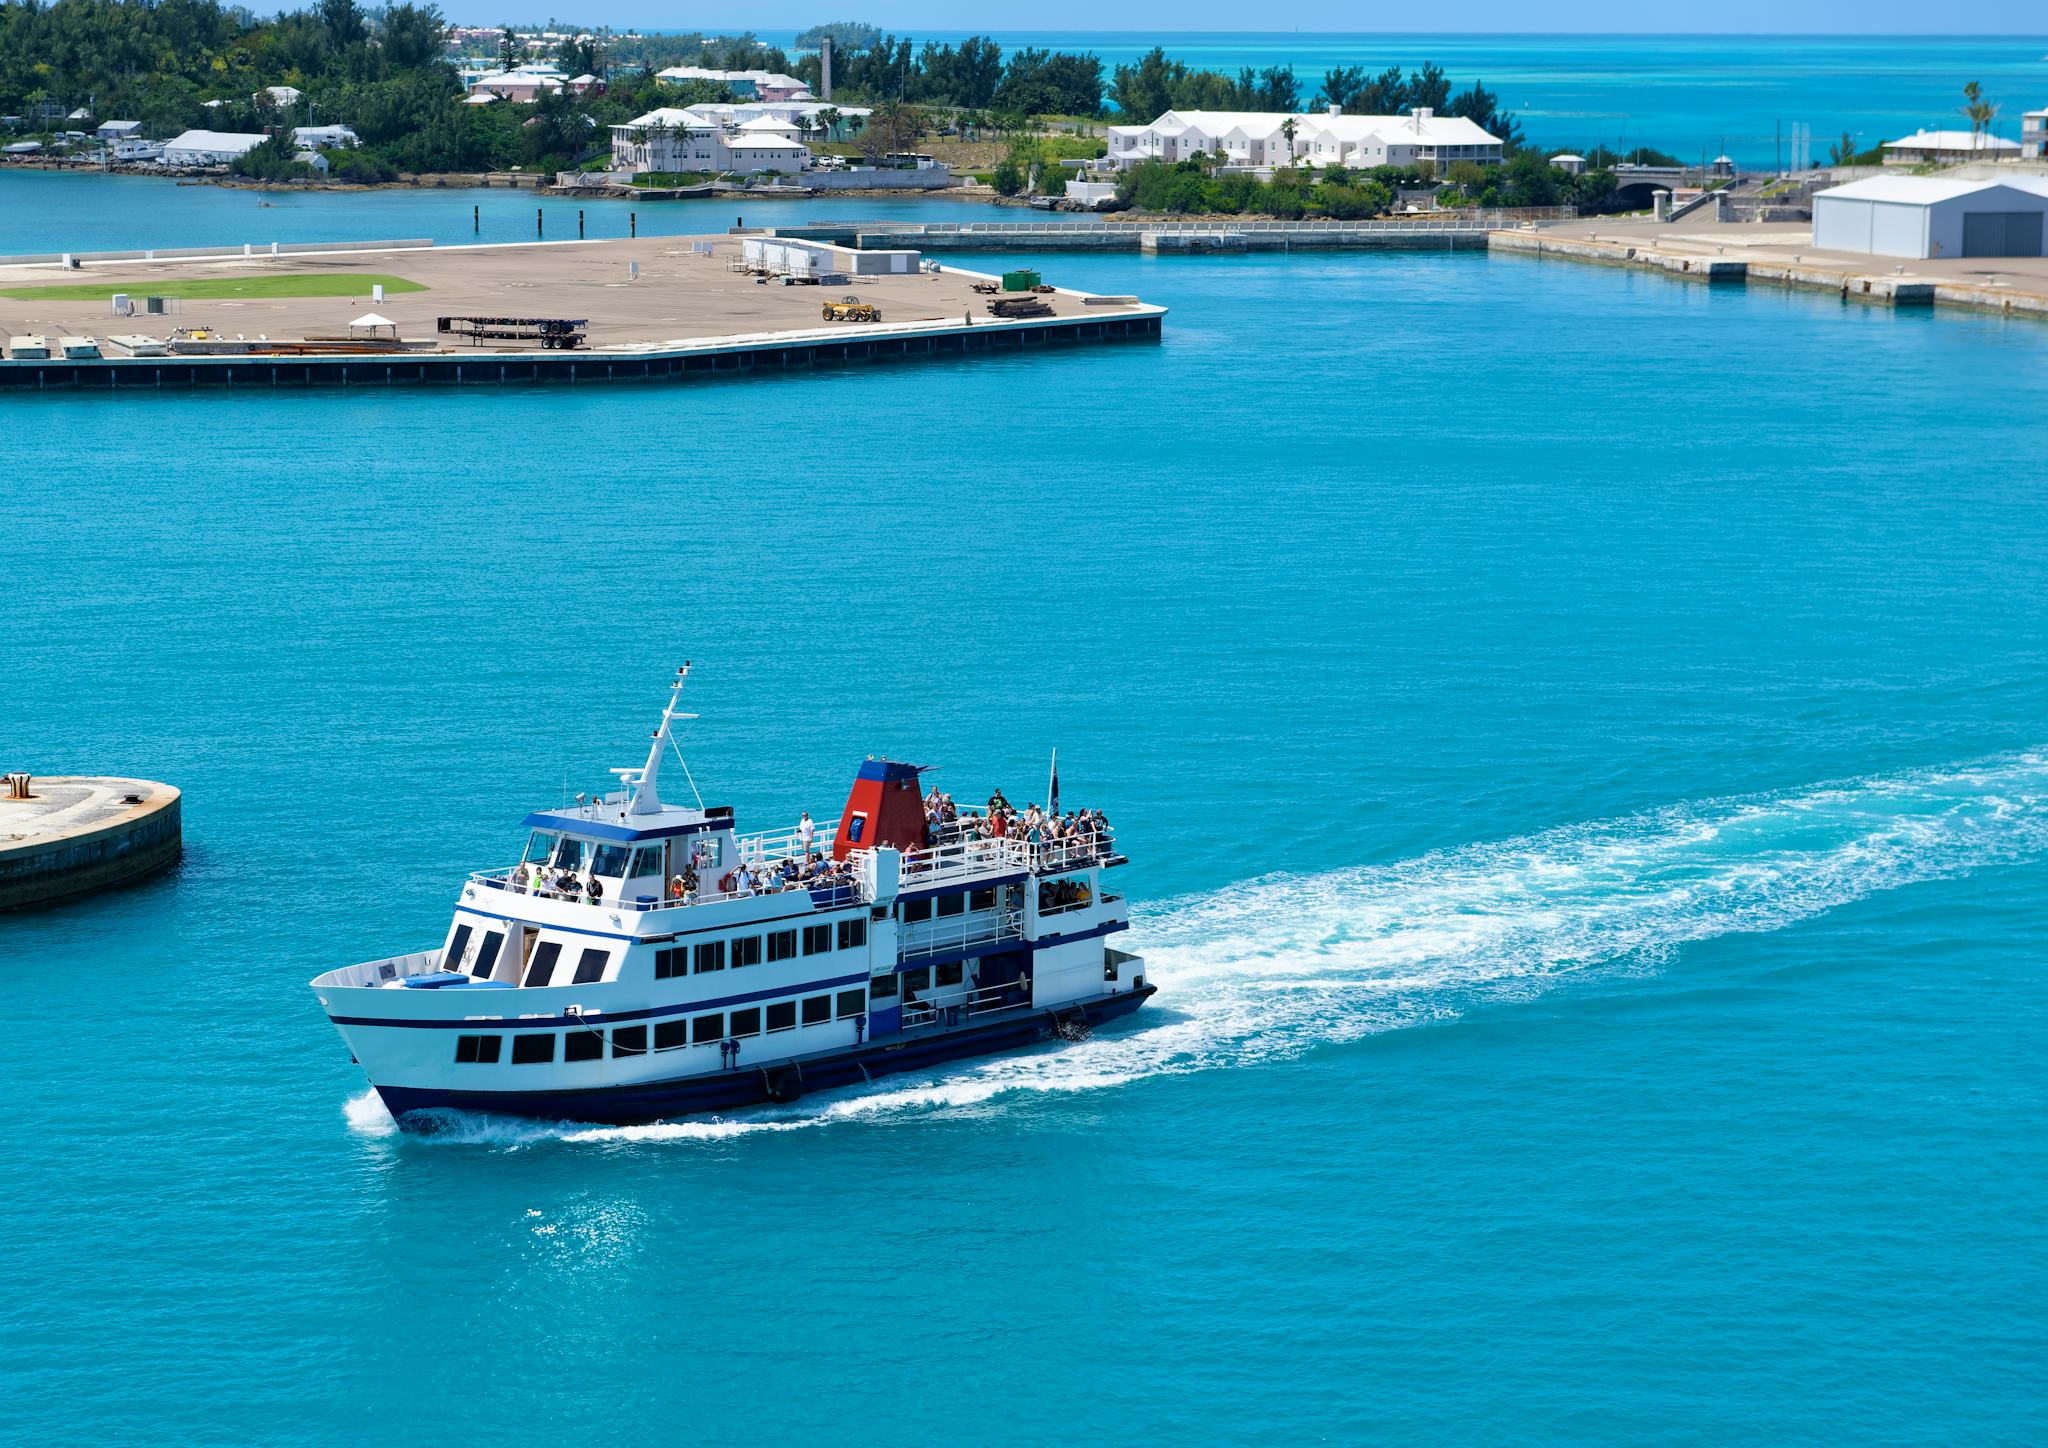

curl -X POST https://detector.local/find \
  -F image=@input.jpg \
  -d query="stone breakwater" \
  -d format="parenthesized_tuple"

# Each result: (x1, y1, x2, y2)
(0, 776, 182, 910)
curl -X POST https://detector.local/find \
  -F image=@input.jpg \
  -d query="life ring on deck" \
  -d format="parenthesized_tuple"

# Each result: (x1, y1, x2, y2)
(719, 870, 738, 893)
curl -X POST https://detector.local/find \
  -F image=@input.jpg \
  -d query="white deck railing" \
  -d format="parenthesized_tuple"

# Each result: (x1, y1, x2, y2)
(900, 908, 1024, 961)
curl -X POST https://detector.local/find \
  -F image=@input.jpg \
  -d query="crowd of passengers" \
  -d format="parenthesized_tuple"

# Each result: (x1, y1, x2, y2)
(507, 852, 856, 906)
(504, 786, 1112, 907)
(918, 786, 1113, 857)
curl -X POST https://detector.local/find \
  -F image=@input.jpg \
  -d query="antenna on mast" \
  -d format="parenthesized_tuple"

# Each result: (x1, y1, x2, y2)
(614, 662, 699, 816)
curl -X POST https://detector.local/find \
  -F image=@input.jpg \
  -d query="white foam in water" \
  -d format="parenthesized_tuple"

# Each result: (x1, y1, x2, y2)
(351, 753, 2048, 1148)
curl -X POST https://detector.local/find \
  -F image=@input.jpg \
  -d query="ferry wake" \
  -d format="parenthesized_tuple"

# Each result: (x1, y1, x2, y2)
(312, 666, 1152, 1128)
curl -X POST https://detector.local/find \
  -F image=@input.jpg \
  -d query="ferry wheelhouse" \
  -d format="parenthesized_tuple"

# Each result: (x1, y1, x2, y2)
(312, 668, 1152, 1127)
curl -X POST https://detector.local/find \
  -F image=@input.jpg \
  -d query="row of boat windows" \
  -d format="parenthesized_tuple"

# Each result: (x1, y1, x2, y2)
(653, 917, 866, 978)
(446, 916, 871, 987)
(901, 888, 999, 924)
(451, 987, 869, 1064)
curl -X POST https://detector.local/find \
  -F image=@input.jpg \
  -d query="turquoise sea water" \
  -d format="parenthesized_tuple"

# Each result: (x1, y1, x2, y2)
(4, 173, 2048, 1442)
(761, 31, 2048, 165)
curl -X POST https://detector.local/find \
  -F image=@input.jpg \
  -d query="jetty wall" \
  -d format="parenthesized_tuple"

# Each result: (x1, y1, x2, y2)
(0, 780, 182, 912)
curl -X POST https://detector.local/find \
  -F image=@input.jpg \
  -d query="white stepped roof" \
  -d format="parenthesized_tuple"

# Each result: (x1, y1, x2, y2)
(1884, 129, 2019, 151)
(1817, 174, 2048, 203)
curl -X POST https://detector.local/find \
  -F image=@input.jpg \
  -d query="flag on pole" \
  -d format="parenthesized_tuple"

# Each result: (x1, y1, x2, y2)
(1048, 748, 1059, 816)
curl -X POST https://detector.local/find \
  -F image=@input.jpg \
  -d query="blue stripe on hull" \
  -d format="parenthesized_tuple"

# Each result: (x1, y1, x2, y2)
(377, 987, 1155, 1128)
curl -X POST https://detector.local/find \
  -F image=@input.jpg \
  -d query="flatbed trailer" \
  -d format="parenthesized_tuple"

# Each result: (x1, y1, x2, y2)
(437, 315, 589, 350)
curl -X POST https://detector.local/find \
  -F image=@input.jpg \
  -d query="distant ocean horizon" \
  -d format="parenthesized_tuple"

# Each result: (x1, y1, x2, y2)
(726, 31, 2048, 166)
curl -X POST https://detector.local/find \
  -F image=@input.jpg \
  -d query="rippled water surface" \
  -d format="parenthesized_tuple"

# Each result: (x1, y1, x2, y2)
(2, 179, 2046, 1444)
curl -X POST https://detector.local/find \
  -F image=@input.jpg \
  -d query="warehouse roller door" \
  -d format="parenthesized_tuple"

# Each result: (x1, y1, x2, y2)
(1961, 211, 2045, 257)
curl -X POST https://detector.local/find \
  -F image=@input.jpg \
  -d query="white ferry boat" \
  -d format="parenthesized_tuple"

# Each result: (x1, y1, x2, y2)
(312, 668, 1152, 1127)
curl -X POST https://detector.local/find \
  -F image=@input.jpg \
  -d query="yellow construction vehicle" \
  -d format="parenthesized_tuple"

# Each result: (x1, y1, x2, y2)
(821, 295, 881, 323)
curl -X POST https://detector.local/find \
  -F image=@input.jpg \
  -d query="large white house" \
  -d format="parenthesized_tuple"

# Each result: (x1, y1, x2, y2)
(684, 99, 869, 141)
(161, 129, 267, 166)
(1105, 106, 1503, 172)
(656, 66, 812, 102)
(1881, 129, 2020, 166)
(610, 107, 809, 175)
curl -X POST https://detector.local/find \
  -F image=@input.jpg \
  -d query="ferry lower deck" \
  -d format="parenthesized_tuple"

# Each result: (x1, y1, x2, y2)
(0, 233, 1164, 391)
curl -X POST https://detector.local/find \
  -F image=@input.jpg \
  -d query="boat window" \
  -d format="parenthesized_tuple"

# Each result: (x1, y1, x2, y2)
(455, 1034, 501, 1063)
(870, 973, 898, 999)
(733, 935, 763, 968)
(654, 1019, 686, 1050)
(692, 1012, 723, 1044)
(612, 1026, 647, 1057)
(511, 1034, 555, 1065)
(846, 813, 867, 843)
(524, 832, 557, 864)
(551, 836, 586, 870)
(629, 847, 665, 878)
(836, 989, 865, 1019)
(564, 1031, 603, 1063)
(767, 929, 798, 963)
(525, 940, 562, 987)
(444, 923, 474, 972)
(801, 995, 831, 1025)
(694, 836, 723, 870)
(694, 941, 725, 974)
(902, 898, 933, 924)
(969, 887, 996, 912)
(591, 844, 632, 877)
(573, 947, 609, 984)
(654, 946, 685, 980)
(803, 924, 832, 955)
(765, 1001, 796, 1032)
(936, 893, 965, 918)
(837, 918, 867, 950)
(936, 962, 963, 988)
(473, 931, 504, 980)
(730, 1007, 761, 1037)
(902, 967, 931, 993)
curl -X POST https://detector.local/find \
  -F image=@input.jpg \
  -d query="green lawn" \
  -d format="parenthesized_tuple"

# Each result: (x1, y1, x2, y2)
(0, 274, 427, 301)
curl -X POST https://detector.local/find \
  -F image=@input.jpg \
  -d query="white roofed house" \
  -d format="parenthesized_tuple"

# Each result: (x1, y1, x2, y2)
(260, 85, 302, 107)
(610, 107, 809, 175)
(94, 119, 142, 140)
(467, 70, 566, 103)
(1298, 108, 1504, 171)
(1104, 106, 1502, 173)
(1882, 129, 2020, 166)
(291, 124, 358, 149)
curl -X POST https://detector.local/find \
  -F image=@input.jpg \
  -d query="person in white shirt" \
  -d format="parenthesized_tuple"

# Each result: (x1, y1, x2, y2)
(798, 810, 815, 853)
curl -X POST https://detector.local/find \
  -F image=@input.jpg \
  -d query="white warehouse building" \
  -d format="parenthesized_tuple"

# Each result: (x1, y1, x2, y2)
(1812, 175, 2048, 259)
(160, 129, 268, 166)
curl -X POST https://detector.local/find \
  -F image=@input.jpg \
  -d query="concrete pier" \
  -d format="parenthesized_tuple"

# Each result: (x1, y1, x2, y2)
(1487, 224, 2048, 319)
(0, 776, 182, 910)
(0, 233, 1166, 393)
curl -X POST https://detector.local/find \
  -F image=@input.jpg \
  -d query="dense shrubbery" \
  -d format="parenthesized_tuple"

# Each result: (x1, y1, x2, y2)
(1116, 159, 1393, 219)
(1110, 150, 1628, 218)
(0, 0, 684, 174)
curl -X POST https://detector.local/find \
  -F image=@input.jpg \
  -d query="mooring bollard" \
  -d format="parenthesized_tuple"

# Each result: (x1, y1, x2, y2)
(630, 211, 637, 238)
(536, 207, 543, 239)
(578, 209, 585, 239)
(473, 203, 479, 233)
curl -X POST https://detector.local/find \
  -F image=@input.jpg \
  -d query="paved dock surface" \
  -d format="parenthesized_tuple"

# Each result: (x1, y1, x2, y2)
(0, 776, 182, 910)
(1495, 217, 2048, 318)
(0, 234, 1139, 355)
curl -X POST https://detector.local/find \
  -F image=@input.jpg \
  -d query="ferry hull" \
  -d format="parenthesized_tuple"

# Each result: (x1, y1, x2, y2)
(376, 986, 1155, 1129)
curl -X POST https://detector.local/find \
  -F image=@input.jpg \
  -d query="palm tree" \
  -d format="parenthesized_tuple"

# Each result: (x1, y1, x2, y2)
(1961, 80, 1999, 153)
(1281, 116, 1298, 162)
